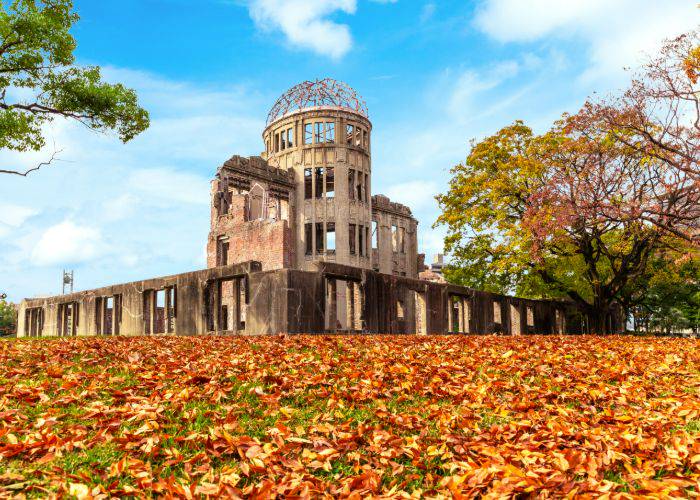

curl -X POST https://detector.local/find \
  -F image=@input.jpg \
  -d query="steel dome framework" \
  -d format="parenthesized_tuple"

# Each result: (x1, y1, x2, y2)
(266, 78, 368, 126)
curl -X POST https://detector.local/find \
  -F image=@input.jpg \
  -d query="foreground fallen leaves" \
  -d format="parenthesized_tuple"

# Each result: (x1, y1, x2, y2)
(0, 335, 698, 498)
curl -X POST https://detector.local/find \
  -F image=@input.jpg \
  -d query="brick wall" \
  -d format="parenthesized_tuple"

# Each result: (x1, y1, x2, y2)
(207, 194, 293, 271)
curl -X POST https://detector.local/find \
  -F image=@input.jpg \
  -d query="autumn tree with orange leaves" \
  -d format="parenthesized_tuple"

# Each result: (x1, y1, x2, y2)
(437, 31, 700, 334)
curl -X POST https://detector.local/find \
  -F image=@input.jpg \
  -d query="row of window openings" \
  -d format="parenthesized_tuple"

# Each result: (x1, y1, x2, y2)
(217, 186, 289, 222)
(301, 220, 406, 256)
(271, 122, 369, 153)
(305, 223, 372, 257)
(304, 167, 368, 201)
(25, 289, 176, 337)
(27, 300, 118, 337)
(26, 282, 250, 337)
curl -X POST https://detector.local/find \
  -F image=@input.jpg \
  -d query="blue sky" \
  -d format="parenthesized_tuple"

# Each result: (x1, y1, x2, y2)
(1, 0, 698, 301)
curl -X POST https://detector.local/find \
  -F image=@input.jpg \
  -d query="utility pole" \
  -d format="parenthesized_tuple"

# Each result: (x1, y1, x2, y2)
(62, 270, 74, 295)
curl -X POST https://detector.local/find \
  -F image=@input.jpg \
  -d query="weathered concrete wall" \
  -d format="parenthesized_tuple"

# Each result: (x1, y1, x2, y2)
(18, 262, 263, 337)
(17, 262, 612, 338)
(371, 195, 419, 278)
(262, 107, 374, 274)
(207, 156, 295, 272)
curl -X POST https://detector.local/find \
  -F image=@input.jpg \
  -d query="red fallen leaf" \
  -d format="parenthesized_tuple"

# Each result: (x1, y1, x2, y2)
(1, 334, 699, 497)
(36, 452, 55, 464)
(46, 366, 63, 378)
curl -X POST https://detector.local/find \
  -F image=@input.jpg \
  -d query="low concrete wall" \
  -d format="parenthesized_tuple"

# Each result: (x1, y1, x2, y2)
(16, 261, 609, 338)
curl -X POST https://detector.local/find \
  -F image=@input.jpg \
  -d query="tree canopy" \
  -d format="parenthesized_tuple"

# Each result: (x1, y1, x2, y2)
(437, 31, 700, 333)
(0, 299, 17, 335)
(0, 0, 149, 175)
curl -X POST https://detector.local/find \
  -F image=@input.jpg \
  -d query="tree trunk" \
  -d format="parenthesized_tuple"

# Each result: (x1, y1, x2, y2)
(588, 299, 613, 335)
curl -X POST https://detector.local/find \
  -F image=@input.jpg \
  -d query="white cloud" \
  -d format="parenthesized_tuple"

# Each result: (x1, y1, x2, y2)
(474, 0, 700, 84)
(447, 60, 519, 118)
(31, 221, 103, 266)
(247, 0, 357, 59)
(0, 204, 39, 227)
(474, 0, 606, 43)
(0, 66, 267, 301)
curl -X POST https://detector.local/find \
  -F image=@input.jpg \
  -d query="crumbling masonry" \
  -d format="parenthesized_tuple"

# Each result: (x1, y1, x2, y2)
(17, 79, 620, 337)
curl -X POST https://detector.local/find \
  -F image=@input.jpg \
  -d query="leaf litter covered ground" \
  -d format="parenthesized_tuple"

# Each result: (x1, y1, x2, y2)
(0, 335, 699, 498)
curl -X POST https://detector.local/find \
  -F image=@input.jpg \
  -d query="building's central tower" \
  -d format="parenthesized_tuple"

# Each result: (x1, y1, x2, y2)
(262, 79, 373, 272)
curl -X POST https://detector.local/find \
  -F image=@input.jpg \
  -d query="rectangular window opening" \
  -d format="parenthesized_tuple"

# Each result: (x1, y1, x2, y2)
(304, 168, 313, 199)
(25, 307, 44, 337)
(326, 167, 335, 198)
(348, 170, 355, 200)
(218, 278, 234, 332)
(316, 222, 324, 254)
(349, 223, 356, 255)
(371, 220, 378, 249)
(314, 122, 324, 143)
(217, 236, 229, 267)
(392, 225, 398, 252)
(397, 299, 405, 320)
(305, 223, 313, 256)
(325, 122, 335, 143)
(315, 167, 325, 199)
(304, 123, 313, 144)
(58, 302, 79, 337)
(346, 124, 354, 145)
(287, 127, 293, 148)
(104, 296, 114, 335)
(154, 289, 165, 334)
(326, 222, 335, 254)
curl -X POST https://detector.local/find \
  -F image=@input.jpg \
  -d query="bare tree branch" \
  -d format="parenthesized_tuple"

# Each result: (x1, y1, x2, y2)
(0, 149, 63, 176)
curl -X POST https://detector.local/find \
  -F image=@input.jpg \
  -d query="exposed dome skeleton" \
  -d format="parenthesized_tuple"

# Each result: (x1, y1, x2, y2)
(266, 78, 369, 126)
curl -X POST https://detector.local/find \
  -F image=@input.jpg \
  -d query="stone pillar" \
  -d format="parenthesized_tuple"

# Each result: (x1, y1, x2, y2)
(352, 282, 362, 331)
(462, 298, 470, 334)
(326, 279, 337, 331)
(346, 281, 355, 330)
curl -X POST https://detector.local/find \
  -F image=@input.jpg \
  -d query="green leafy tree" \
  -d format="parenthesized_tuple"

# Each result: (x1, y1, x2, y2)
(0, 299, 17, 335)
(629, 254, 700, 334)
(436, 119, 693, 333)
(0, 0, 149, 175)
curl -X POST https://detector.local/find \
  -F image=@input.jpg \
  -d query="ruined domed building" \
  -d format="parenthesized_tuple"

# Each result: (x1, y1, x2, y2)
(18, 79, 616, 338)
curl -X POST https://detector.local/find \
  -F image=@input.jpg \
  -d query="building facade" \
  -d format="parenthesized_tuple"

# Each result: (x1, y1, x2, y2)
(206, 80, 419, 278)
(16, 79, 621, 338)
